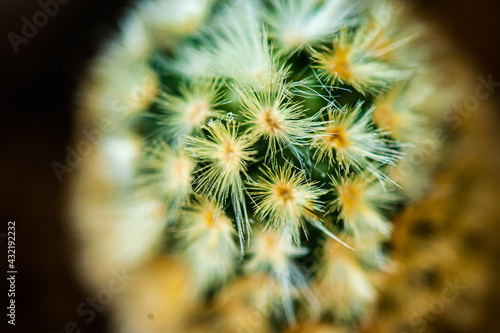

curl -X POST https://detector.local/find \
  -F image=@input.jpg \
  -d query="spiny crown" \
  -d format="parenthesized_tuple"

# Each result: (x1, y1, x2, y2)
(114, 0, 432, 326)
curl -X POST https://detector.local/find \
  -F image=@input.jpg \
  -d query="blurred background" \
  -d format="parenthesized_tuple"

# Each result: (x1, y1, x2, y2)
(1, 0, 500, 332)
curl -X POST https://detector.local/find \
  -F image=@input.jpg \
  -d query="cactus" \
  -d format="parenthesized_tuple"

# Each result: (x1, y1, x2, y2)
(70, 0, 462, 332)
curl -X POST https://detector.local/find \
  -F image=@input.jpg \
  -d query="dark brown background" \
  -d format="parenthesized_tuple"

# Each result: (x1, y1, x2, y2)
(1, 0, 500, 332)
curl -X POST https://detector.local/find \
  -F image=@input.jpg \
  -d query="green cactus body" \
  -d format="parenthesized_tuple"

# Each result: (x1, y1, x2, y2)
(70, 0, 456, 332)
